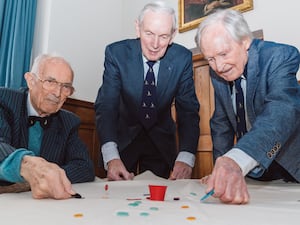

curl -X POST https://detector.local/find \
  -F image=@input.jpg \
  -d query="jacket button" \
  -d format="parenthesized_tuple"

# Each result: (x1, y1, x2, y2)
(267, 152, 272, 158)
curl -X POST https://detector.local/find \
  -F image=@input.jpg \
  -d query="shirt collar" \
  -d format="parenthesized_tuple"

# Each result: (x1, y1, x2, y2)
(27, 93, 39, 116)
(142, 55, 160, 66)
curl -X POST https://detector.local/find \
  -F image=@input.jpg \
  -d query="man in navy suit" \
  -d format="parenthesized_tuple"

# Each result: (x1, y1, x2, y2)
(195, 9, 300, 204)
(0, 54, 94, 199)
(95, 1, 200, 180)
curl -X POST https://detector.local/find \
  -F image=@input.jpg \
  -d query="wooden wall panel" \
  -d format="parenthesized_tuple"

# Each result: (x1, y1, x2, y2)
(62, 98, 106, 178)
(191, 53, 214, 178)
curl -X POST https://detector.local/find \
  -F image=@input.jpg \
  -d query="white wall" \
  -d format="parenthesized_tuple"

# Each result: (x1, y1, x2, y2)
(33, 0, 124, 101)
(32, 0, 300, 102)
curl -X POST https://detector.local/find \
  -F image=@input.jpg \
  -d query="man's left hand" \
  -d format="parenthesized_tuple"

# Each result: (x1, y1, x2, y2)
(169, 161, 192, 180)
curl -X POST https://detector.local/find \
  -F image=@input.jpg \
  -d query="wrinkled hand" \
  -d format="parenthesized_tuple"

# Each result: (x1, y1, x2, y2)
(205, 156, 249, 204)
(169, 161, 192, 180)
(20, 156, 75, 199)
(107, 159, 134, 181)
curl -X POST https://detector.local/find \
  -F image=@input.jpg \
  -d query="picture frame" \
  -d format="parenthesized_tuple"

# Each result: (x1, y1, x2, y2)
(178, 0, 253, 33)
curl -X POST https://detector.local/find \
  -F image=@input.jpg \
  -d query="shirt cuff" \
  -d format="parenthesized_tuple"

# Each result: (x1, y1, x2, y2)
(224, 148, 259, 176)
(101, 142, 120, 170)
(176, 151, 196, 167)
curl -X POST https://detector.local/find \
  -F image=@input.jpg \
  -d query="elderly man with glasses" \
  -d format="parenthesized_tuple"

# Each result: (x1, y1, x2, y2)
(0, 53, 95, 199)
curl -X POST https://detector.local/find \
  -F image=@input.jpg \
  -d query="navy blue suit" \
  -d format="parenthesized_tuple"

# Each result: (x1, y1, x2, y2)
(95, 39, 200, 172)
(0, 88, 95, 184)
(210, 39, 300, 181)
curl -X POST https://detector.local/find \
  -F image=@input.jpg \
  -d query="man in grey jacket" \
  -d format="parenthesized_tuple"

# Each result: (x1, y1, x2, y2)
(195, 9, 300, 204)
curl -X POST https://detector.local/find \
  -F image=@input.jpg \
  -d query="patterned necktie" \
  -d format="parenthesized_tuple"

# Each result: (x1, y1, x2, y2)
(139, 61, 157, 129)
(235, 77, 247, 140)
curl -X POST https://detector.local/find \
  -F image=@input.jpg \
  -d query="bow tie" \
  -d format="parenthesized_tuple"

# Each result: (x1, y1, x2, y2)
(28, 116, 52, 129)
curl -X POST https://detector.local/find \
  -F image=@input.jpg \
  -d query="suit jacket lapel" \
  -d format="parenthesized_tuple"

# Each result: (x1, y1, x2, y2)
(245, 43, 260, 125)
(224, 83, 237, 126)
(156, 45, 177, 105)
(40, 117, 61, 160)
(156, 60, 174, 102)
(128, 40, 144, 108)
(20, 91, 29, 148)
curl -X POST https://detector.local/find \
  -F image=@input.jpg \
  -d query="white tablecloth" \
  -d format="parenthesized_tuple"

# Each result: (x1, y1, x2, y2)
(1, 171, 299, 225)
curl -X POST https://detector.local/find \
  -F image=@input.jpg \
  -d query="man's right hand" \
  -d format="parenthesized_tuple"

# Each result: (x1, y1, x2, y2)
(107, 159, 134, 181)
(205, 156, 250, 204)
(20, 155, 75, 199)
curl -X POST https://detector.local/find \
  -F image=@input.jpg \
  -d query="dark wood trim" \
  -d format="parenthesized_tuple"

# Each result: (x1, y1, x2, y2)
(62, 98, 106, 178)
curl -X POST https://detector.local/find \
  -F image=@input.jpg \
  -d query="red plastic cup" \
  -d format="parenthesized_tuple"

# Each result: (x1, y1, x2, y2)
(148, 185, 167, 201)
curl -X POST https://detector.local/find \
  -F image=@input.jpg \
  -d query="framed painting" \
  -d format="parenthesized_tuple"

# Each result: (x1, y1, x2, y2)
(178, 0, 253, 33)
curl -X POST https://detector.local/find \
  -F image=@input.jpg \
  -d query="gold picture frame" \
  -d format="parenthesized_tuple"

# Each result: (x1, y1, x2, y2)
(178, 0, 253, 33)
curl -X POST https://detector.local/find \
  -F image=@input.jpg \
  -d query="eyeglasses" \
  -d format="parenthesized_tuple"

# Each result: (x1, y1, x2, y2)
(34, 74, 75, 96)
